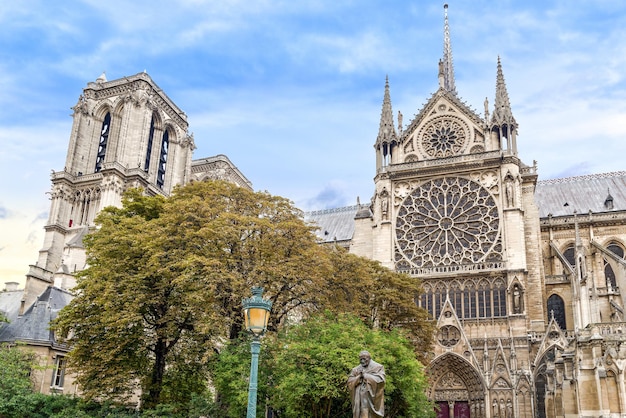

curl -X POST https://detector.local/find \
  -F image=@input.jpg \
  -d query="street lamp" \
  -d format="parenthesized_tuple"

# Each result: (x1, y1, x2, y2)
(242, 286, 272, 418)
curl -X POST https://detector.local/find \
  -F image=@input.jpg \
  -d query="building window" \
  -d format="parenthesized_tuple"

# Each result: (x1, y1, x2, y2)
(418, 278, 507, 320)
(51, 356, 66, 388)
(547, 294, 566, 330)
(563, 246, 575, 271)
(157, 129, 169, 189)
(95, 112, 111, 172)
(395, 177, 501, 271)
(604, 242, 624, 290)
(144, 115, 156, 171)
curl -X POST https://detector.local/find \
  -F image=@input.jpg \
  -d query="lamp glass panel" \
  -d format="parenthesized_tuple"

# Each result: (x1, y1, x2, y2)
(247, 307, 269, 334)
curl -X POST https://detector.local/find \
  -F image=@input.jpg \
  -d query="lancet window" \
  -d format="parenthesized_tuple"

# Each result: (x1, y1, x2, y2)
(604, 242, 624, 290)
(156, 129, 169, 189)
(419, 278, 507, 320)
(563, 246, 575, 269)
(94, 112, 111, 172)
(144, 115, 156, 171)
(547, 294, 566, 330)
(69, 187, 101, 227)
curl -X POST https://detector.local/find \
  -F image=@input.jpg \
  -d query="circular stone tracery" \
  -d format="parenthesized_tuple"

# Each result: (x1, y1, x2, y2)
(420, 117, 467, 158)
(395, 177, 501, 269)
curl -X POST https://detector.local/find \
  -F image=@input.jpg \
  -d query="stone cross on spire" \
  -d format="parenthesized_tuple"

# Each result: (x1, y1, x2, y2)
(442, 4, 456, 94)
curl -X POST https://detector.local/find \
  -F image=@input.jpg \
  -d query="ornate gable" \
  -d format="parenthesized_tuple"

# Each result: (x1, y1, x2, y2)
(435, 299, 481, 368)
(400, 89, 485, 162)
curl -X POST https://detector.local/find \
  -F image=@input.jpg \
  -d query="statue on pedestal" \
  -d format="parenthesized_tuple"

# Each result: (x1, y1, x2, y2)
(347, 351, 385, 417)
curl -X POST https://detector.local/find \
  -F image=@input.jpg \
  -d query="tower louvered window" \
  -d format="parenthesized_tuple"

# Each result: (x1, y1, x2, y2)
(95, 112, 111, 172)
(156, 129, 169, 189)
(144, 116, 156, 171)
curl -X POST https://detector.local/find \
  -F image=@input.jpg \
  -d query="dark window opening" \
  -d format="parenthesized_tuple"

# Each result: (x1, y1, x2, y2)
(95, 112, 111, 172)
(157, 130, 169, 188)
(51, 356, 66, 388)
(605, 243, 624, 290)
(563, 246, 575, 270)
(547, 294, 566, 330)
(144, 116, 156, 171)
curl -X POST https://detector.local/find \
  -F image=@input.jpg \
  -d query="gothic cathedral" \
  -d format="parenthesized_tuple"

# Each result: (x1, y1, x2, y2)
(2, 5, 626, 418)
(343, 5, 626, 418)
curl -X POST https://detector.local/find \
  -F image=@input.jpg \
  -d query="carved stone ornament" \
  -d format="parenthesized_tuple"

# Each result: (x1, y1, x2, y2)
(437, 325, 461, 347)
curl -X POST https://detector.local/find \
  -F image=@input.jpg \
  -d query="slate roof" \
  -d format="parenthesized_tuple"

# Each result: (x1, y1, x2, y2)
(0, 286, 73, 346)
(304, 172, 626, 244)
(66, 226, 89, 248)
(0, 289, 23, 325)
(535, 171, 626, 217)
(304, 205, 359, 243)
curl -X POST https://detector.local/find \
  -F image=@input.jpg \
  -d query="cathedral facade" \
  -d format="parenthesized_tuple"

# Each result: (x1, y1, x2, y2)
(2, 6, 626, 418)
(309, 7, 626, 418)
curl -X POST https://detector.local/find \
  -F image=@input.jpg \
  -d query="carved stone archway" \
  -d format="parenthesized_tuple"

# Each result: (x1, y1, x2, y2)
(427, 353, 486, 418)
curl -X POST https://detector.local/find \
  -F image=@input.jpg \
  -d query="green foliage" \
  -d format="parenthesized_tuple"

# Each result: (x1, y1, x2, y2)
(53, 180, 433, 411)
(0, 344, 36, 406)
(210, 335, 277, 418)
(212, 313, 434, 418)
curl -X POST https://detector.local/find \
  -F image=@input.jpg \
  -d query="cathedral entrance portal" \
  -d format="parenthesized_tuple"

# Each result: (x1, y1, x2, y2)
(427, 353, 485, 418)
(436, 401, 471, 418)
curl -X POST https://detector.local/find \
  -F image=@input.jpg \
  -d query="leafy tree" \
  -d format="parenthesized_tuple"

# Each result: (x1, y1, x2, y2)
(0, 343, 37, 415)
(319, 249, 434, 361)
(212, 313, 434, 418)
(53, 180, 433, 410)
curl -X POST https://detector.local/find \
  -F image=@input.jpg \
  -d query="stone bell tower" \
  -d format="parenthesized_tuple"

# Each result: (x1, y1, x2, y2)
(22, 72, 195, 309)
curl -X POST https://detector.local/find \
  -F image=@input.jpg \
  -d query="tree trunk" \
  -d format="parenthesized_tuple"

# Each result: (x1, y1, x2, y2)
(143, 336, 168, 409)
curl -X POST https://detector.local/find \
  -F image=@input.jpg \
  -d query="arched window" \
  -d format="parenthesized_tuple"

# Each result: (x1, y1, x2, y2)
(547, 294, 566, 330)
(563, 246, 575, 271)
(433, 283, 446, 319)
(95, 112, 111, 172)
(157, 129, 169, 189)
(144, 115, 156, 171)
(478, 280, 490, 318)
(493, 279, 507, 316)
(535, 371, 547, 418)
(604, 242, 624, 290)
(464, 282, 477, 319)
(450, 281, 463, 318)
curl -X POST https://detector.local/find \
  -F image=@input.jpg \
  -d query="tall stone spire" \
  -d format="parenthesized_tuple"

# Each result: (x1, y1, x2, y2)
(490, 57, 518, 155)
(490, 56, 517, 126)
(375, 76, 397, 170)
(376, 75, 396, 144)
(442, 4, 456, 94)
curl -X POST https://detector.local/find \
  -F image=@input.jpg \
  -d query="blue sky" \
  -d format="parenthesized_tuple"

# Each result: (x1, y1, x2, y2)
(1, 0, 626, 284)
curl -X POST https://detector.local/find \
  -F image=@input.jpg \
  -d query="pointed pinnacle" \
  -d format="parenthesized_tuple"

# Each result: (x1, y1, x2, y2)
(491, 56, 517, 126)
(442, 3, 456, 94)
(376, 76, 397, 144)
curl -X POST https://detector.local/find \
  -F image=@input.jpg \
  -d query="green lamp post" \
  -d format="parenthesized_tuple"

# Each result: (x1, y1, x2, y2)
(242, 286, 272, 418)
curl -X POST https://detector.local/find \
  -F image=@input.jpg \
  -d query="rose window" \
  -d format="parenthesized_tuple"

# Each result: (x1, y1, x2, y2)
(395, 177, 502, 269)
(420, 118, 466, 158)
(437, 325, 461, 347)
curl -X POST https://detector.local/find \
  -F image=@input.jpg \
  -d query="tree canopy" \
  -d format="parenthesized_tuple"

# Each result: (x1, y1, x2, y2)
(53, 180, 433, 410)
(212, 312, 434, 418)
